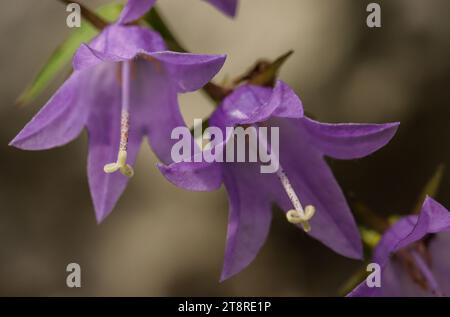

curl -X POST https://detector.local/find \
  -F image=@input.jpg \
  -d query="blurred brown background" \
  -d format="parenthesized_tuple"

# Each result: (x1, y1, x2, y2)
(0, 0, 449, 296)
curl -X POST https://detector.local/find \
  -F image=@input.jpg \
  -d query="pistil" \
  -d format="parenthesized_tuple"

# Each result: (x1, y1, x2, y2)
(255, 127, 316, 232)
(103, 61, 134, 178)
(277, 168, 316, 232)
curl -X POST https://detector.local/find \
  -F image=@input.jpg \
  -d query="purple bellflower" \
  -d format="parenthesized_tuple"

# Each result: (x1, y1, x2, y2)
(349, 197, 450, 297)
(159, 80, 399, 280)
(10, 0, 226, 222)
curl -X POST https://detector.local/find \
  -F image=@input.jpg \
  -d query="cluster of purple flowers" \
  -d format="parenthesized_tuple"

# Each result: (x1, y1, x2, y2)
(11, 0, 449, 296)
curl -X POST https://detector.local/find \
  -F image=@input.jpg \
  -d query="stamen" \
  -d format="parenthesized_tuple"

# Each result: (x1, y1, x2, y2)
(103, 61, 134, 178)
(254, 126, 316, 232)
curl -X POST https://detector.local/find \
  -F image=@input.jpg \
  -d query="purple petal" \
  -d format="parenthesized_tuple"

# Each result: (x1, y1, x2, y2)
(211, 81, 303, 127)
(273, 118, 363, 259)
(361, 199, 448, 281)
(221, 162, 276, 281)
(157, 132, 228, 191)
(302, 117, 399, 159)
(10, 70, 90, 150)
(73, 25, 165, 70)
(158, 161, 223, 192)
(145, 51, 226, 93)
(117, 0, 156, 24)
(270, 81, 304, 118)
(394, 197, 450, 251)
(372, 215, 417, 265)
(205, 0, 238, 17)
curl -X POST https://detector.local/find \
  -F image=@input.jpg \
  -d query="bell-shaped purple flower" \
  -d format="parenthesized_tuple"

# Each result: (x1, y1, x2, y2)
(159, 81, 399, 280)
(349, 197, 450, 297)
(10, 0, 226, 222)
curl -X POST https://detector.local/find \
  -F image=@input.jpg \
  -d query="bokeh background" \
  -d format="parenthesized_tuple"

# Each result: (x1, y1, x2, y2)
(1, 0, 449, 296)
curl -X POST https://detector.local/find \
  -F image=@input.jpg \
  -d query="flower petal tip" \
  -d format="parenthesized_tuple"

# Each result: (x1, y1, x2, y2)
(385, 121, 401, 132)
(94, 209, 109, 225)
(219, 269, 235, 283)
(9, 131, 30, 149)
(8, 137, 20, 148)
(8, 135, 48, 151)
(336, 239, 363, 261)
(92, 195, 116, 225)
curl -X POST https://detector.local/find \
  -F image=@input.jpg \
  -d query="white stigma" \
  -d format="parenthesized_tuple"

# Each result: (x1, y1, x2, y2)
(277, 168, 315, 232)
(103, 61, 134, 178)
(254, 126, 316, 232)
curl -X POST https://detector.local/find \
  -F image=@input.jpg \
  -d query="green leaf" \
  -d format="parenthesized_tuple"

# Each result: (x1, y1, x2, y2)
(17, 3, 122, 106)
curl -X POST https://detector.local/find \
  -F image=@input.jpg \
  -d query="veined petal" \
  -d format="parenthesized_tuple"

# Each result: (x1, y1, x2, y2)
(221, 162, 276, 281)
(212, 85, 271, 127)
(118, 0, 156, 24)
(158, 161, 223, 192)
(302, 117, 399, 160)
(372, 216, 417, 266)
(394, 197, 450, 251)
(205, 0, 238, 17)
(270, 81, 304, 118)
(10, 70, 90, 150)
(158, 128, 228, 191)
(144, 51, 226, 93)
(73, 25, 165, 71)
(274, 118, 363, 259)
(211, 81, 303, 127)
